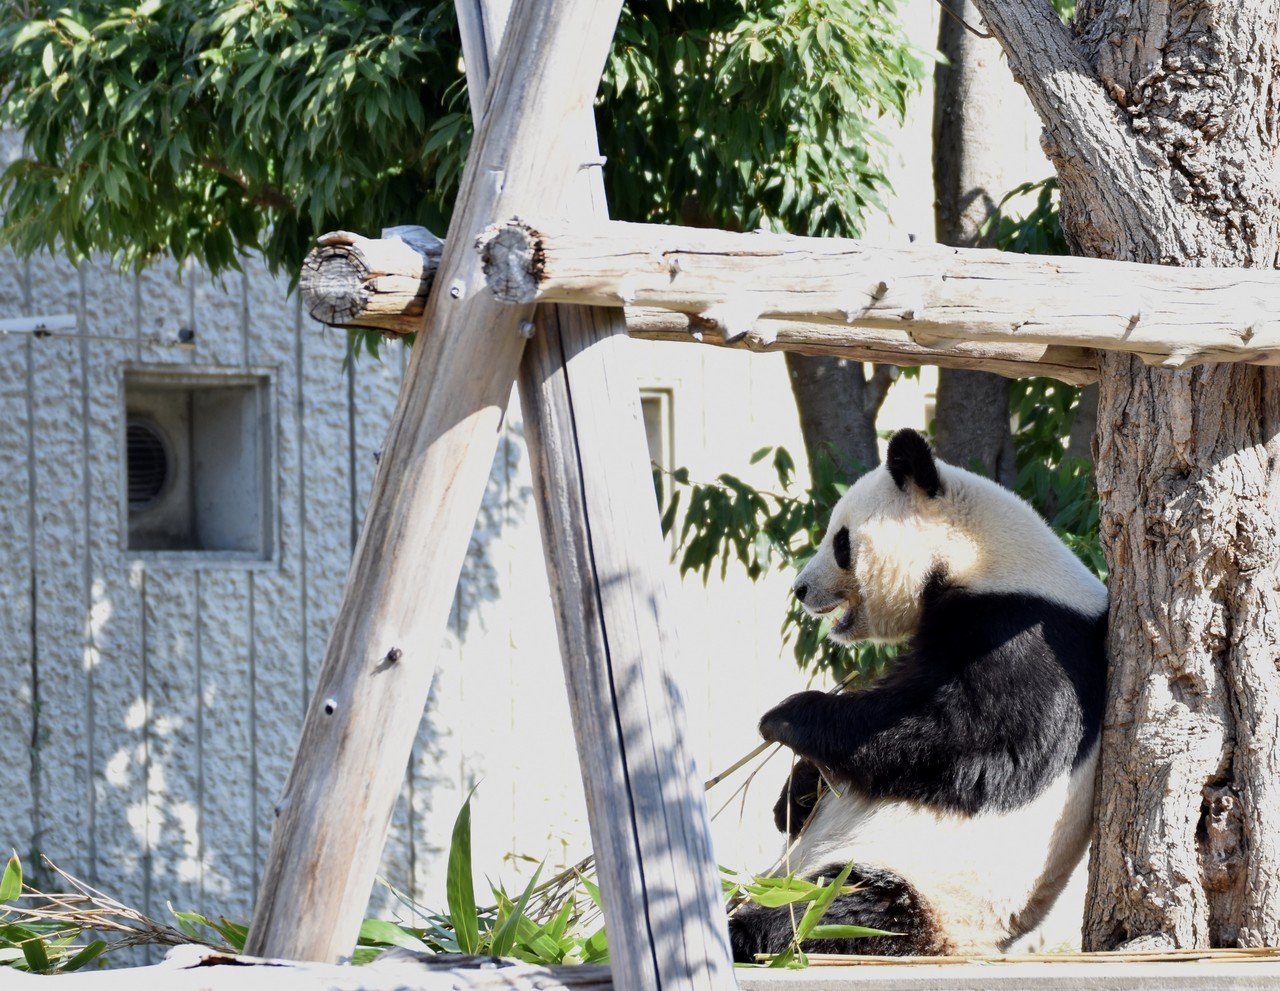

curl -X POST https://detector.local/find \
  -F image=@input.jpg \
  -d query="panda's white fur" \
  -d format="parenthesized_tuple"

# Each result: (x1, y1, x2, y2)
(729, 430, 1107, 960)
(795, 456, 1106, 646)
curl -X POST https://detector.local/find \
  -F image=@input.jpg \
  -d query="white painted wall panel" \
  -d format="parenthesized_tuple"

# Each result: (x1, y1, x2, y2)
(0, 327, 34, 860)
(242, 274, 306, 900)
(80, 260, 146, 903)
(140, 566, 203, 930)
(27, 257, 93, 889)
(195, 568, 254, 920)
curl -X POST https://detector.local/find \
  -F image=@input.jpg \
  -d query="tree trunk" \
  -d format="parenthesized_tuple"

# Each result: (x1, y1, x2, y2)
(1072, 0, 1280, 949)
(931, 0, 1020, 486)
(967, 0, 1280, 950)
(1065, 383, 1098, 463)
(785, 354, 892, 480)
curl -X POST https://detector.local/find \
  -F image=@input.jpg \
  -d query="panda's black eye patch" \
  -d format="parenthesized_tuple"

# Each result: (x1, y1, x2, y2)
(833, 526, 851, 570)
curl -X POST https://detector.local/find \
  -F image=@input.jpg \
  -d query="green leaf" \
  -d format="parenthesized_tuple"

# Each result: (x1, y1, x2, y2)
(58, 939, 107, 973)
(359, 919, 430, 952)
(446, 792, 480, 954)
(807, 923, 900, 939)
(794, 862, 856, 944)
(21, 933, 50, 973)
(0, 854, 21, 902)
(490, 862, 543, 958)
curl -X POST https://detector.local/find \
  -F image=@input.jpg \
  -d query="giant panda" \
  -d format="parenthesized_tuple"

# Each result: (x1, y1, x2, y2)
(728, 428, 1107, 961)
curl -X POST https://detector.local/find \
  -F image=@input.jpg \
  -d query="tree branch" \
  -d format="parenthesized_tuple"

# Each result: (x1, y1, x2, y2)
(966, 0, 1185, 259)
(862, 363, 898, 417)
(198, 158, 294, 212)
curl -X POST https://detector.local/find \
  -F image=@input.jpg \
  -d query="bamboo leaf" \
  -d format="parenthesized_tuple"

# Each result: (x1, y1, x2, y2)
(446, 792, 480, 954)
(0, 854, 21, 902)
(490, 862, 543, 958)
(359, 919, 430, 952)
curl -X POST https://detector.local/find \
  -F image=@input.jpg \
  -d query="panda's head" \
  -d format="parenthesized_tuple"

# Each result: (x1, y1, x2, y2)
(792, 428, 1105, 646)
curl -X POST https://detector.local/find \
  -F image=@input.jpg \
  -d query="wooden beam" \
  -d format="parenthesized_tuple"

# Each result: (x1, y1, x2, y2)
(244, 0, 626, 963)
(477, 218, 1280, 370)
(456, 3, 735, 990)
(298, 229, 1097, 384)
(299, 227, 442, 329)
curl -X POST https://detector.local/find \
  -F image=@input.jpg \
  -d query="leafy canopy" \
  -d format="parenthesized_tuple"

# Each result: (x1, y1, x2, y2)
(0, 0, 925, 276)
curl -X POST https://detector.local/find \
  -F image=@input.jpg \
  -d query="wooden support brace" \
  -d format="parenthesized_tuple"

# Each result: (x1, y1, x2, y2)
(476, 218, 1280, 370)
(298, 229, 1097, 385)
(458, 5, 735, 991)
(244, 0, 631, 963)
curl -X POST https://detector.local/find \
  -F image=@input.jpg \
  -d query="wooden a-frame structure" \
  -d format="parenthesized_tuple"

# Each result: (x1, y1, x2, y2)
(246, 0, 1280, 986)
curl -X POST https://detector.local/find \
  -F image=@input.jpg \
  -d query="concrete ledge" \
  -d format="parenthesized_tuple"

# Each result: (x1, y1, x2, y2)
(738, 961, 1280, 991)
(9, 946, 1279, 990)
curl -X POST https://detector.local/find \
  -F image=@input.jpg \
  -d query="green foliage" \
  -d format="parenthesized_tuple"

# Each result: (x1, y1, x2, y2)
(2, 791, 899, 971)
(601, 0, 926, 237)
(0, 853, 107, 973)
(0, 0, 923, 285)
(982, 177, 1068, 257)
(0, 1, 466, 276)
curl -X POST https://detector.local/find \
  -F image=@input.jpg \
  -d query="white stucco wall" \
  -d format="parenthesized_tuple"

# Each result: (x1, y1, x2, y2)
(0, 0, 1079, 956)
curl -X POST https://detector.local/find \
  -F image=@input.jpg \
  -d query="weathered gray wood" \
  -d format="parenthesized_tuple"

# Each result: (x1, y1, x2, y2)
(454, 4, 735, 989)
(299, 228, 442, 328)
(297, 229, 1096, 384)
(627, 310, 1097, 386)
(476, 218, 1280, 369)
(244, 0, 626, 962)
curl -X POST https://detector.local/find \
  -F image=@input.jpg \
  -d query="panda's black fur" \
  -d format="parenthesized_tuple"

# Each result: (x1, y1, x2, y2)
(728, 429, 1108, 961)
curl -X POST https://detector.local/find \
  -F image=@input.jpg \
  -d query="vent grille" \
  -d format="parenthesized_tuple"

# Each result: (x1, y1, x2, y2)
(127, 421, 170, 508)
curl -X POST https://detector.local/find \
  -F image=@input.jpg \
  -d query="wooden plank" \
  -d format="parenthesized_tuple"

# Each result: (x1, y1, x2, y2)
(519, 304, 735, 991)
(453, 3, 734, 988)
(296, 229, 1096, 384)
(477, 218, 1280, 369)
(244, 0, 629, 961)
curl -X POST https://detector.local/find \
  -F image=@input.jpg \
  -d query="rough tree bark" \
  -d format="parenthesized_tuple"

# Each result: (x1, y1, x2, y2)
(786, 357, 894, 479)
(971, 0, 1280, 950)
(932, 0, 1021, 486)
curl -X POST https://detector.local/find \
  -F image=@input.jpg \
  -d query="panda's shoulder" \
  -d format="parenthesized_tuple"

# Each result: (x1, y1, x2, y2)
(915, 577, 1108, 705)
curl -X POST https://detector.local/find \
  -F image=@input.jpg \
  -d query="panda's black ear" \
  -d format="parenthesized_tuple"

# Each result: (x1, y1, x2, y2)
(885, 429, 942, 498)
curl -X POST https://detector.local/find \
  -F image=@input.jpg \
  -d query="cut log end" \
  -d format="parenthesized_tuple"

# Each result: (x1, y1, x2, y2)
(300, 244, 371, 326)
(477, 219, 544, 304)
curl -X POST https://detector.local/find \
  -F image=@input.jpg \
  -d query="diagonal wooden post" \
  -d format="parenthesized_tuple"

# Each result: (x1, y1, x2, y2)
(455, 7, 735, 991)
(245, 0, 630, 962)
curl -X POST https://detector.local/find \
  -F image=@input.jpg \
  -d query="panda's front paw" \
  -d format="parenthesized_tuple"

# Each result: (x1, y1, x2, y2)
(759, 691, 828, 754)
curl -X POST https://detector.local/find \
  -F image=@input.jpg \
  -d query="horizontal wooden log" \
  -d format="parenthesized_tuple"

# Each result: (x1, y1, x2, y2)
(299, 226, 443, 329)
(625, 310, 1098, 386)
(475, 218, 1280, 370)
(299, 228, 1097, 385)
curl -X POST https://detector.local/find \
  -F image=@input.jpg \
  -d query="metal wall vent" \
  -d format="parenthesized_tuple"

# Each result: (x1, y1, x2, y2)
(126, 420, 170, 508)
